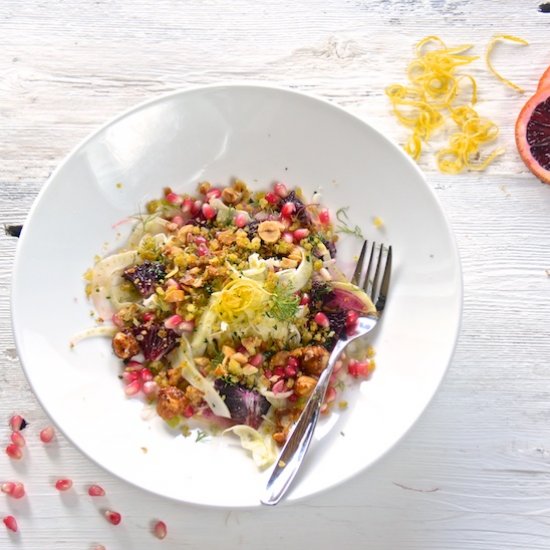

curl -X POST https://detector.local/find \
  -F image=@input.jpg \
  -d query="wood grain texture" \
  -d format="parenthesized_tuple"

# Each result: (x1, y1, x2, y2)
(1, 1, 550, 548)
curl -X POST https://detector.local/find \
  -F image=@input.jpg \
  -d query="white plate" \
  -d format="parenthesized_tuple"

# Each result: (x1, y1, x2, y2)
(12, 84, 462, 507)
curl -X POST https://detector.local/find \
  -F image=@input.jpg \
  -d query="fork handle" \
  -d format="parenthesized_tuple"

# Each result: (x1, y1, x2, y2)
(261, 338, 348, 506)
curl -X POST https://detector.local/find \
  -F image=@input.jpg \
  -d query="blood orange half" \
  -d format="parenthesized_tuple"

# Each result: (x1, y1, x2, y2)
(515, 86, 550, 184)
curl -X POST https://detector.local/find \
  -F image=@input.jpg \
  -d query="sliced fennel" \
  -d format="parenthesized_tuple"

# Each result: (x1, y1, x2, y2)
(223, 425, 277, 469)
(209, 198, 251, 226)
(126, 215, 172, 249)
(90, 250, 138, 319)
(70, 325, 118, 347)
(275, 247, 312, 291)
(171, 343, 231, 419)
(190, 301, 220, 356)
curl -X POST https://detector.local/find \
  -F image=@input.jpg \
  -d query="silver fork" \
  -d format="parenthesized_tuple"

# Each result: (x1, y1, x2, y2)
(261, 241, 392, 506)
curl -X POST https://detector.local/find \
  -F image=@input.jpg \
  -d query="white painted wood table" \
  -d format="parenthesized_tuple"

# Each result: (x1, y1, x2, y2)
(1, 1, 550, 549)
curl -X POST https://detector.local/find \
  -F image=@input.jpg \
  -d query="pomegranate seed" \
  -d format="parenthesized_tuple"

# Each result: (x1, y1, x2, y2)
(122, 370, 139, 383)
(299, 293, 310, 306)
(126, 360, 143, 371)
(142, 381, 159, 398)
(206, 188, 222, 200)
(272, 380, 286, 394)
(288, 393, 298, 402)
(347, 360, 358, 377)
(282, 231, 294, 243)
(153, 520, 167, 540)
(197, 243, 210, 256)
(284, 365, 297, 378)
(201, 203, 217, 220)
(88, 484, 106, 497)
(142, 312, 155, 322)
(273, 366, 285, 378)
(265, 192, 279, 205)
(3, 515, 17, 532)
(274, 182, 288, 198)
(124, 380, 141, 396)
(280, 202, 296, 218)
(55, 478, 73, 491)
(1, 482, 15, 495)
(348, 360, 371, 378)
(140, 368, 153, 382)
(165, 192, 182, 205)
(104, 510, 121, 525)
(182, 404, 195, 418)
(234, 212, 248, 228)
(190, 200, 202, 216)
(181, 197, 194, 213)
(287, 356, 299, 369)
(319, 208, 330, 224)
(293, 228, 310, 241)
(10, 432, 25, 448)
(9, 415, 27, 432)
(314, 312, 330, 328)
(171, 214, 184, 227)
(164, 314, 183, 330)
(249, 353, 264, 367)
(6, 444, 22, 460)
(11, 482, 25, 499)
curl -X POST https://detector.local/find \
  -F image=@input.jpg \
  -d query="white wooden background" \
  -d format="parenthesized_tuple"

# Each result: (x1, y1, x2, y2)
(2, 1, 550, 549)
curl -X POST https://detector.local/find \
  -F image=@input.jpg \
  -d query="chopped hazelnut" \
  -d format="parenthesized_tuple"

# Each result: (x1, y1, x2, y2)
(112, 331, 139, 359)
(258, 220, 284, 243)
(294, 376, 317, 397)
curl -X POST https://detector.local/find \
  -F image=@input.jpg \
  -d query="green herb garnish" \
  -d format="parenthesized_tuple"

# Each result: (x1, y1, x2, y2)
(195, 429, 209, 442)
(335, 207, 364, 239)
(211, 350, 224, 367)
(269, 284, 300, 321)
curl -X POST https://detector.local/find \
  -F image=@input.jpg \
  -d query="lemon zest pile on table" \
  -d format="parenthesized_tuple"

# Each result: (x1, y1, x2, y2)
(386, 35, 525, 174)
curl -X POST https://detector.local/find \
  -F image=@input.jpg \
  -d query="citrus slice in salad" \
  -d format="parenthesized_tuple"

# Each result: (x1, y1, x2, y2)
(515, 86, 550, 184)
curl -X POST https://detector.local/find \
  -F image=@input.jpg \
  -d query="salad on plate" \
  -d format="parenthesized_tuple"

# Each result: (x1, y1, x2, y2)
(80, 180, 377, 467)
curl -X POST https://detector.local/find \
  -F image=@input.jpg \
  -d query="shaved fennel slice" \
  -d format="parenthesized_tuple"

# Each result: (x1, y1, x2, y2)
(241, 253, 269, 281)
(259, 386, 293, 409)
(275, 247, 312, 291)
(126, 215, 172, 249)
(70, 325, 118, 347)
(190, 301, 219, 356)
(171, 344, 231, 418)
(209, 198, 251, 225)
(91, 250, 138, 319)
(223, 425, 277, 469)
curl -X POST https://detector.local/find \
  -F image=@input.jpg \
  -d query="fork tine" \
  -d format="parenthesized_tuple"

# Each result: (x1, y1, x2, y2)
(370, 244, 384, 304)
(375, 245, 392, 312)
(362, 241, 376, 293)
(351, 240, 367, 285)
